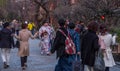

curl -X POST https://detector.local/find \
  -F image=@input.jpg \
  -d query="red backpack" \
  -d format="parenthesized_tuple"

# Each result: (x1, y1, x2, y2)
(59, 29, 76, 55)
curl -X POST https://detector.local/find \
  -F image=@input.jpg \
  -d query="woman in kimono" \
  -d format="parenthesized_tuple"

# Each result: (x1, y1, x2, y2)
(99, 25, 116, 71)
(39, 21, 53, 55)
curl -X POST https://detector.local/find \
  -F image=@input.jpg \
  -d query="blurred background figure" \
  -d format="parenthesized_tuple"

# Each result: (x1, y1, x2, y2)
(112, 33, 118, 52)
(0, 22, 15, 69)
(11, 19, 21, 35)
(27, 22, 35, 35)
(0, 21, 3, 31)
(75, 21, 86, 35)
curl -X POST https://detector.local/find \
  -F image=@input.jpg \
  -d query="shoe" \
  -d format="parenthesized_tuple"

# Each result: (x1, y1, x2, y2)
(3, 62, 7, 69)
(47, 53, 50, 56)
(41, 52, 44, 55)
(6, 65, 10, 68)
(22, 67, 26, 70)
(24, 63, 27, 67)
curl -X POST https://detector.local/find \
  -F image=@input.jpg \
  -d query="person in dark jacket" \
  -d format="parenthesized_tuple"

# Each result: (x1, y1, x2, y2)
(50, 19, 73, 71)
(81, 21, 99, 71)
(0, 22, 14, 69)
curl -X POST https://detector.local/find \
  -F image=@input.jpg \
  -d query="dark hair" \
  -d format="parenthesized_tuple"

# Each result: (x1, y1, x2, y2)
(68, 22, 75, 29)
(79, 20, 84, 23)
(21, 24, 28, 29)
(43, 20, 49, 24)
(87, 21, 98, 32)
(99, 24, 107, 33)
(3, 22, 10, 28)
(58, 19, 65, 27)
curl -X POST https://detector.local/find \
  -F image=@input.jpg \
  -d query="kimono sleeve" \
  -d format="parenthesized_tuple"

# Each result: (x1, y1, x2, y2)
(39, 27, 43, 38)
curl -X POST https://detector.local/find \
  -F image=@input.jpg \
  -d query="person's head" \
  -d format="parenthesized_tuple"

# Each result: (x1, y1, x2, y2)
(87, 21, 98, 32)
(75, 20, 80, 24)
(43, 20, 49, 26)
(79, 21, 85, 25)
(99, 24, 107, 34)
(12, 19, 17, 23)
(3, 22, 11, 29)
(68, 22, 75, 29)
(65, 19, 69, 24)
(21, 24, 28, 29)
(58, 19, 65, 27)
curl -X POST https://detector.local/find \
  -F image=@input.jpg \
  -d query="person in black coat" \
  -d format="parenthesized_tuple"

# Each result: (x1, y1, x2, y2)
(50, 19, 74, 71)
(0, 22, 14, 69)
(81, 21, 100, 71)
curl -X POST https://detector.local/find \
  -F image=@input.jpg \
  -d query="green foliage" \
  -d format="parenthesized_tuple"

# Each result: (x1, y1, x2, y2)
(0, 0, 6, 6)
(110, 28, 120, 43)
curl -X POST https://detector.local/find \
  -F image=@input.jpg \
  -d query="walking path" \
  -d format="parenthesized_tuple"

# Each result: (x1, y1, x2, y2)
(0, 39, 56, 71)
(0, 39, 120, 71)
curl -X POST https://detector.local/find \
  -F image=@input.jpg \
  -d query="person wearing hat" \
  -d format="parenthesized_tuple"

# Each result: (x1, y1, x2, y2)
(0, 22, 15, 69)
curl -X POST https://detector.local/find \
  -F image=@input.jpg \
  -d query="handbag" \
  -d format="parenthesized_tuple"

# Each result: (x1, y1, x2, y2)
(72, 55, 84, 71)
(94, 49, 105, 71)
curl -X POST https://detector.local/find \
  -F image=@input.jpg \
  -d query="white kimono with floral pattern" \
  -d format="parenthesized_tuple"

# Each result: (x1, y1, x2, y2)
(39, 25, 54, 54)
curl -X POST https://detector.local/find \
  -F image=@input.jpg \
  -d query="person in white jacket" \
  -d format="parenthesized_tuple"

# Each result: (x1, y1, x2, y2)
(99, 25, 116, 71)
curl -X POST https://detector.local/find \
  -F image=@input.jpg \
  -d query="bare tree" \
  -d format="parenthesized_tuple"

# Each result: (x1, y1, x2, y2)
(0, 0, 120, 27)
(81, 0, 120, 26)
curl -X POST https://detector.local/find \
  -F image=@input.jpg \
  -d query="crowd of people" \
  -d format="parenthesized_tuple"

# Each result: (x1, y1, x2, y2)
(0, 18, 117, 71)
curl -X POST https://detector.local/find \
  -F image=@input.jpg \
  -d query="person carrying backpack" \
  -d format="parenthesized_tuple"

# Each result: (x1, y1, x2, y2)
(50, 19, 78, 71)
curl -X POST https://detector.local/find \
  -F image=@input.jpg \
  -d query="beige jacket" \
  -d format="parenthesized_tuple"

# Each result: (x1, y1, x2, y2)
(16, 29, 36, 57)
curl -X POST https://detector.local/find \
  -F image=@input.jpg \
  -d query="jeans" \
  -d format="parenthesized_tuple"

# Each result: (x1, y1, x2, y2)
(1, 48, 11, 65)
(55, 55, 75, 71)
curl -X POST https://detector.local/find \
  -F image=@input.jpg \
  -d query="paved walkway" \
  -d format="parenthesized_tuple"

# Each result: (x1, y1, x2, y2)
(0, 39, 57, 71)
(0, 39, 120, 71)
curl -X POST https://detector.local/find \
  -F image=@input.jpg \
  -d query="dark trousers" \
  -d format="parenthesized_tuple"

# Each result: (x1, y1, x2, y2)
(105, 67, 109, 71)
(55, 55, 75, 71)
(16, 30, 19, 35)
(20, 56, 27, 67)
